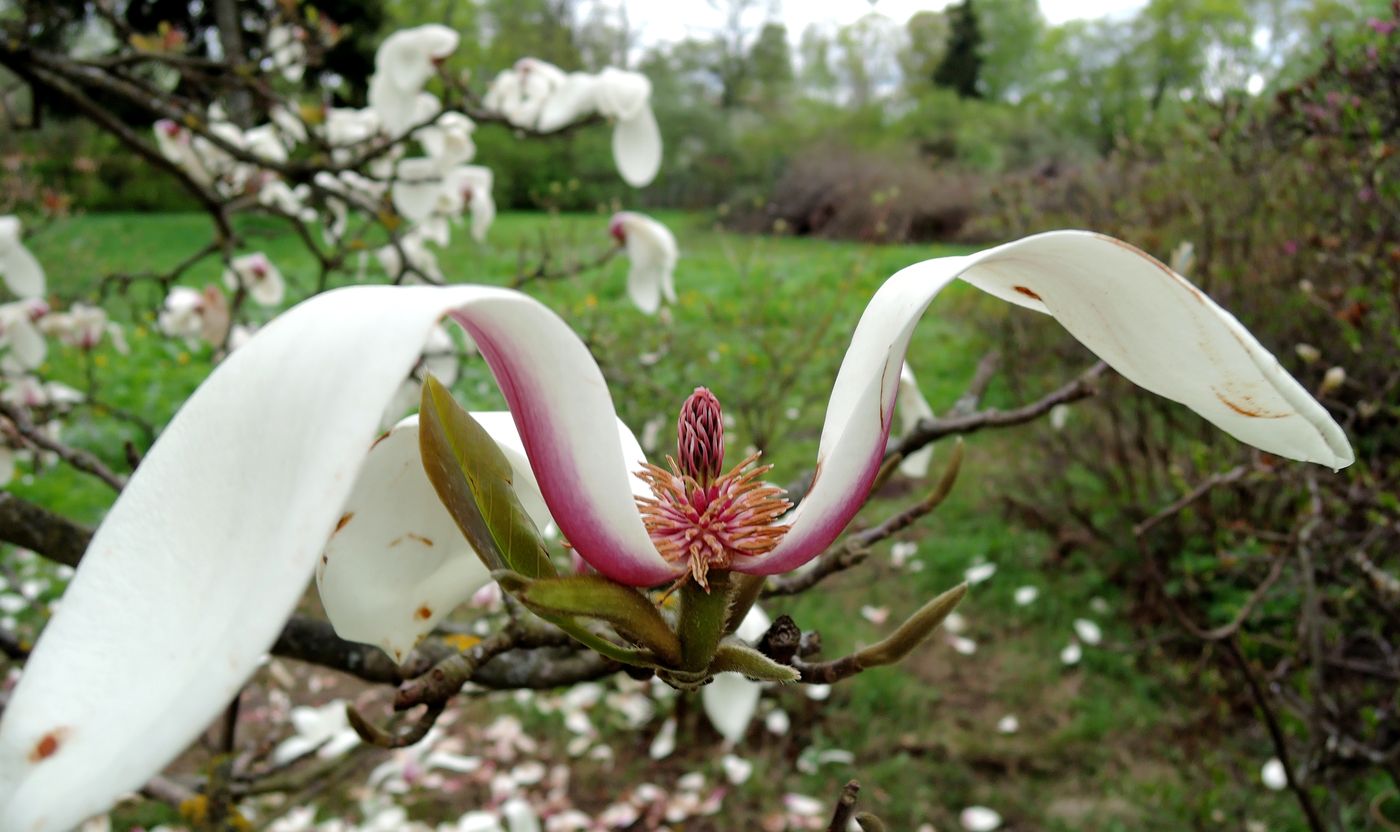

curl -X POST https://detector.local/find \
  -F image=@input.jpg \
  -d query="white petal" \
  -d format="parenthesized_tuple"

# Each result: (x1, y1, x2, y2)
(612, 107, 661, 188)
(0, 216, 46, 299)
(1072, 618, 1102, 646)
(317, 416, 494, 663)
(960, 806, 1003, 831)
(1261, 757, 1288, 790)
(895, 363, 936, 478)
(0, 284, 668, 831)
(648, 717, 677, 760)
(535, 73, 599, 132)
(742, 231, 1352, 576)
(702, 672, 761, 745)
(1013, 586, 1039, 606)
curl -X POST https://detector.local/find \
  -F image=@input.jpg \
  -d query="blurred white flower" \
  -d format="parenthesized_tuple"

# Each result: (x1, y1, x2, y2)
(0, 216, 45, 299)
(649, 716, 677, 760)
(223, 253, 285, 306)
(996, 714, 1019, 734)
(960, 805, 1003, 831)
(368, 25, 460, 135)
(1060, 641, 1083, 666)
(947, 634, 978, 655)
(1319, 366, 1346, 396)
(1295, 343, 1321, 364)
(965, 561, 997, 585)
(943, 611, 968, 634)
(271, 699, 360, 764)
(416, 112, 477, 168)
(1013, 585, 1039, 606)
(41, 304, 127, 353)
(764, 708, 790, 736)
(890, 540, 919, 569)
(158, 286, 230, 347)
(860, 605, 890, 625)
(266, 25, 307, 83)
(721, 753, 753, 785)
(1261, 757, 1288, 791)
(1073, 618, 1103, 646)
(609, 212, 677, 315)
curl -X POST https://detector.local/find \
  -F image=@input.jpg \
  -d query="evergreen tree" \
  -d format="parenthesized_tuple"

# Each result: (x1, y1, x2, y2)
(932, 0, 983, 98)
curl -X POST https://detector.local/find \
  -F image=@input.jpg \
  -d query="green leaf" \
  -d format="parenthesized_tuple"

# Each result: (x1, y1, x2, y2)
(708, 642, 799, 683)
(418, 376, 556, 579)
(520, 575, 682, 667)
(494, 571, 665, 668)
(853, 582, 968, 668)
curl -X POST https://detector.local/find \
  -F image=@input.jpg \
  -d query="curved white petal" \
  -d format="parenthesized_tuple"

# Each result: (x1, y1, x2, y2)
(702, 672, 762, 746)
(0, 284, 671, 831)
(614, 212, 677, 314)
(740, 230, 1352, 575)
(3, 315, 47, 371)
(0, 216, 45, 299)
(895, 363, 936, 478)
(392, 157, 446, 223)
(612, 107, 661, 188)
(535, 73, 599, 133)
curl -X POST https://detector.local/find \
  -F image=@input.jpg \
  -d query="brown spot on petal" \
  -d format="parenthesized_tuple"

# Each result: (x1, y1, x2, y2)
(1013, 285, 1042, 301)
(334, 512, 354, 534)
(370, 430, 392, 450)
(29, 728, 68, 763)
(405, 533, 433, 547)
(415, 605, 432, 620)
(1093, 233, 1206, 304)
(1214, 389, 1289, 419)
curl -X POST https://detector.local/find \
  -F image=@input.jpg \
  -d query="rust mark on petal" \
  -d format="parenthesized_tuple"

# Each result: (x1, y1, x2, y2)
(1012, 285, 1042, 301)
(29, 728, 68, 763)
(405, 533, 434, 547)
(415, 605, 432, 620)
(1214, 389, 1289, 419)
(334, 512, 354, 534)
(1093, 233, 1206, 304)
(370, 429, 392, 450)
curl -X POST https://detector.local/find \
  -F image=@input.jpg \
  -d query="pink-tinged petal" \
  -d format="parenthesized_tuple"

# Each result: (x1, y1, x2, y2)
(738, 230, 1352, 576)
(449, 301, 676, 586)
(0, 284, 668, 831)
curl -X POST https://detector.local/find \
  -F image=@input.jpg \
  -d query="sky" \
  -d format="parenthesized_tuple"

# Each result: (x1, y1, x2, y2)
(617, 0, 1148, 46)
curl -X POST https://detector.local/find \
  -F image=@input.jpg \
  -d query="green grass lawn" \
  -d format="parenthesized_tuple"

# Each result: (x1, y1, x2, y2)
(7, 211, 1313, 830)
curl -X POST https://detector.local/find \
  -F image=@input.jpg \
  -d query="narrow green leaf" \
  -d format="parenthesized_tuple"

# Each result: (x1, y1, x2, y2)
(854, 582, 968, 668)
(521, 575, 682, 667)
(418, 376, 556, 579)
(708, 642, 799, 683)
(493, 571, 663, 668)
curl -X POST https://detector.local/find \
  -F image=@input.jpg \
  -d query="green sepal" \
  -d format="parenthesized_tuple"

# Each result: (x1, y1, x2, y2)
(418, 376, 556, 579)
(493, 570, 666, 668)
(517, 574, 682, 667)
(854, 582, 968, 668)
(708, 642, 800, 683)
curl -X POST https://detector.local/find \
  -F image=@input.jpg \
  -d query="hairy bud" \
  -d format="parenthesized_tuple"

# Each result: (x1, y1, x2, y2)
(677, 386, 724, 485)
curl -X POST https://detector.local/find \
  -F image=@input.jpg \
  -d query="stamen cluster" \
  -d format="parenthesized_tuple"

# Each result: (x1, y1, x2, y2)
(636, 388, 789, 589)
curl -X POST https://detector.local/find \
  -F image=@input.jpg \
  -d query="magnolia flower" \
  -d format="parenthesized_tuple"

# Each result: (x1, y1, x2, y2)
(0, 216, 45, 299)
(486, 60, 662, 187)
(0, 377, 82, 409)
(894, 363, 936, 477)
(41, 303, 126, 353)
(367, 25, 459, 136)
(266, 24, 307, 83)
(417, 111, 477, 168)
(152, 120, 212, 186)
(0, 299, 48, 373)
(377, 228, 445, 283)
(392, 160, 496, 243)
(0, 231, 1354, 830)
(222, 252, 285, 306)
(609, 212, 677, 314)
(158, 286, 231, 347)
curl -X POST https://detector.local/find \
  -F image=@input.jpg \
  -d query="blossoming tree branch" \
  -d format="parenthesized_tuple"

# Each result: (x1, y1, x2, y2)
(0, 6, 1358, 831)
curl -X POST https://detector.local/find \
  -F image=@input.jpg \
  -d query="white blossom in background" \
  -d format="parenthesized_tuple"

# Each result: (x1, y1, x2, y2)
(377, 228, 445, 283)
(0, 299, 49, 373)
(1261, 757, 1288, 790)
(417, 111, 477, 169)
(265, 25, 307, 83)
(996, 714, 1019, 734)
(367, 24, 460, 136)
(1073, 618, 1103, 646)
(860, 605, 890, 625)
(1320, 365, 1346, 395)
(270, 700, 360, 764)
(609, 211, 677, 314)
(486, 59, 662, 186)
(157, 286, 230, 348)
(41, 303, 127, 353)
(890, 540, 919, 569)
(960, 805, 1004, 831)
(948, 634, 978, 655)
(1060, 641, 1083, 666)
(894, 363, 937, 477)
(965, 561, 997, 585)
(152, 120, 212, 186)
(0, 216, 46, 299)
(223, 253, 285, 307)
(701, 605, 771, 745)
(1014, 585, 1039, 606)
(648, 716, 677, 760)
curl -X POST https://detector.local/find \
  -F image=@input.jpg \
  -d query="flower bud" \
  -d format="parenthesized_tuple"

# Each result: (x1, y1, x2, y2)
(677, 386, 724, 485)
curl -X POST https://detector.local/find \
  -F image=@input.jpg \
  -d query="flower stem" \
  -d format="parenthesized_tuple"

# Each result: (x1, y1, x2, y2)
(678, 570, 732, 672)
